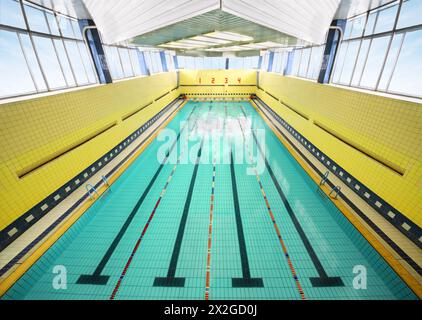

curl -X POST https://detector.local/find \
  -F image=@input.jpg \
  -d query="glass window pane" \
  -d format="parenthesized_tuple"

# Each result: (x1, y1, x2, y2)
(339, 40, 360, 85)
(378, 34, 403, 91)
(59, 16, 75, 38)
(64, 40, 88, 85)
(0, 29, 36, 97)
(344, 20, 353, 40)
(46, 12, 60, 36)
(298, 48, 310, 77)
(364, 12, 377, 36)
(291, 50, 302, 76)
(351, 39, 370, 86)
(307, 46, 323, 80)
(203, 57, 212, 69)
(360, 36, 390, 89)
(150, 52, 157, 73)
(373, 2, 398, 34)
(19, 33, 47, 91)
(129, 49, 142, 75)
(350, 15, 365, 38)
(195, 57, 204, 69)
(176, 55, 184, 69)
(143, 51, 153, 73)
(187, 56, 195, 69)
(53, 39, 76, 87)
(25, 4, 49, 34)
(71, 20, 82, 40)
(166, 54, 174, 71)
(388, 30, 422, 96)
(139, 51, 148, 74)
(32, 35, 66, 89)
(397, 0, 422, 29)
(0, 0, 26, 29)
(77, 42, 96, 83)
(118, 47, 133, 77)
(332, 42, 348, 83)
(105, 46, 123, 79)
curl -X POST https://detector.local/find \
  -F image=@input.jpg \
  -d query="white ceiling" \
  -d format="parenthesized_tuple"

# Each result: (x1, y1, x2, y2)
(29, 0, 397, 47)
(82, 0, 221, 44)
(334, 0, 396, 18)
(222, 0, 340, 44)
(81, 0, 340, 45)
(29, 0, 91, 18)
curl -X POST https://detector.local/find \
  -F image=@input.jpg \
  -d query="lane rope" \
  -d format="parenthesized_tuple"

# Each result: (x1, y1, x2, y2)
(238, 106, 306, 300)
(110, 107, 201, 300)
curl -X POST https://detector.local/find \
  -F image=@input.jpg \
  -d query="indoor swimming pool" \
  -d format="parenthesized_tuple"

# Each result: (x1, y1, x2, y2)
(2, 101, 417, 300)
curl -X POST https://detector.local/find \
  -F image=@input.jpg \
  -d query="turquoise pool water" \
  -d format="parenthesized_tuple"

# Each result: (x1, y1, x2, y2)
(2, 101, 417, 300)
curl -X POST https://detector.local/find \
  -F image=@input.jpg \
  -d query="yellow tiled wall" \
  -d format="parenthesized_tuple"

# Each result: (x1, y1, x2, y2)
(258, 72, 422, 227)
(0, 73, 179, 231)
(179, 70, 257, 97)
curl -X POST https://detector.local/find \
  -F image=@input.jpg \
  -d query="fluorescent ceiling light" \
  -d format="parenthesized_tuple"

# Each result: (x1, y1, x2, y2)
(206, 46, 251, 52)
(256, 41, 286, 48)
(176, 39, 211, 47)
(190, 35, 231, 44)
(159, 43, 200, 49)
(204, 31, 253, 42)
(241, 42, 285, 49)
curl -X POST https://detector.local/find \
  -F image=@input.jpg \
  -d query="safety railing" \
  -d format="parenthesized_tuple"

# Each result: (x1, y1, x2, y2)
(319, 171, 329, 186)
(86, 183, 99, 200)
(329, 186, 341, 199)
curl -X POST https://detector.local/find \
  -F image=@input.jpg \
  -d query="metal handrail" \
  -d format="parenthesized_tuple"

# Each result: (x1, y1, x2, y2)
(101, 175, 110, 187)
(319, 171, 329, 186)
(329, 186, 341, 199)
(86, 183, 99, 200)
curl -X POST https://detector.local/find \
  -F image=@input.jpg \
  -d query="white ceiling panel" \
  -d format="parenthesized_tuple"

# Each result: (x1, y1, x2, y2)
(335, 0, 396, 18)
(221, 0, 341, 44)
(82, 0, 220, 44)
(29, 0, 91, 18)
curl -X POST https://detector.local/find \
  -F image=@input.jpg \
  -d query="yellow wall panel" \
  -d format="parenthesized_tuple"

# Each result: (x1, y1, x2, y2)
(179, 70, 257, 97)
(179, 69, 257, 86)
(258, 72, 422, 227)
(0, 73, 178, 231)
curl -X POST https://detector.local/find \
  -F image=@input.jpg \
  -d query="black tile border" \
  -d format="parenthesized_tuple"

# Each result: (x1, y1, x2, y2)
(0, 95, 183, 253)
(252, 96, 422, 277)
(252, 95, 422, 250)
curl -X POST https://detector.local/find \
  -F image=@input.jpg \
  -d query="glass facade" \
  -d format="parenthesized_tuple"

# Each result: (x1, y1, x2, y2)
(0, 0, 97, 98)
(332, 0, 422, 98)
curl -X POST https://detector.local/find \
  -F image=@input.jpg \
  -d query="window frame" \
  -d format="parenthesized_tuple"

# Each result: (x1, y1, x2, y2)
(0, 0, 98, 100)
(331, 0, 422, 99)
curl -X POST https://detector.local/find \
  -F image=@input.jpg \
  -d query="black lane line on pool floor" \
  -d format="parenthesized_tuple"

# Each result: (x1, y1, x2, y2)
(230, 147, 264, 288)
(241, 106, 344, 287)
(77, 107, 197, 285)
(154, 105, 212, 287)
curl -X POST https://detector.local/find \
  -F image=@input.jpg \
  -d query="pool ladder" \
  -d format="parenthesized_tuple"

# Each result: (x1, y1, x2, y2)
(318, 171, 341, 199)
(86, 184, 99, 200)
(85, 175, 111, 200)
